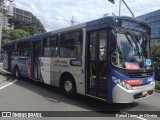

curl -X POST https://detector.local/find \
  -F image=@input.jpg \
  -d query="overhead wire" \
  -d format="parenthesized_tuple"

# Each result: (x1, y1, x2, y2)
(4, 1, 160, 30)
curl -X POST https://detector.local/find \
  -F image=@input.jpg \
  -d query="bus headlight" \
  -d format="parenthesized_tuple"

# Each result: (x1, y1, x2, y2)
(126, 83, 132, 89)
(122, 82, 126, 88)
(112, 76, 132, 90)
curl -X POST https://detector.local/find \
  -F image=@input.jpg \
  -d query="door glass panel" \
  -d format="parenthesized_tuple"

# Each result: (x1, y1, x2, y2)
(32, 41, 41, 80)
(89, 32, 97, 91)
(98, 30, 107, 93)
(88, 30, 108, 98)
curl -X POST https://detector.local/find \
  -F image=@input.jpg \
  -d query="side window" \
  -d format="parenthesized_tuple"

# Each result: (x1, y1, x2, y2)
(12, 43, 15, 56)
(60, 30, 83, 58)
(14, 40, 30, 56)
(24, 41, 30, 56)
(17, 41, 24, 56)
(90, 32, 96, 61)
(43, 35, 58, 57)
(4, 45, 9, 54)
(34, 41, 41, 57)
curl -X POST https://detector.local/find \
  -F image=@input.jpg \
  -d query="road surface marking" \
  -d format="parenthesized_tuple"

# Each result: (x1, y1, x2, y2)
(0, 80, 17, 90)
(120, 111, 147, 120)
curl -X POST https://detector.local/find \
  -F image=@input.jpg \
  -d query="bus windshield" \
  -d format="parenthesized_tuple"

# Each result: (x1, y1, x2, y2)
(112, 29, 152, 70)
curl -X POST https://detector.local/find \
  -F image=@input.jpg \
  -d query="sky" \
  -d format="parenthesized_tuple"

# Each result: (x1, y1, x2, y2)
(8, 0, 160, 31)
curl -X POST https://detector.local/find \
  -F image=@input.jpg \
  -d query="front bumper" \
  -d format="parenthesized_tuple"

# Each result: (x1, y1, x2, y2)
(112, 81, 155, 103)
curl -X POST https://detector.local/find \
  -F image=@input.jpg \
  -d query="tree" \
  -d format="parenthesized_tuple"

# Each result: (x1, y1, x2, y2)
(151, 42, 160, 80)
(151, 42, 160, 67)
(8, 14, 46, 35)
(2, 29, 30, 45)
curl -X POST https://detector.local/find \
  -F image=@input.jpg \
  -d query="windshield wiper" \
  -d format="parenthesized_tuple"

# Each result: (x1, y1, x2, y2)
(126, 31, 142, 58)
(125, 33, 134, 48)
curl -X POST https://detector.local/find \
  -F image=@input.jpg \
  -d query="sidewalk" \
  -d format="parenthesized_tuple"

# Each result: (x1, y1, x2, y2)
(0, 62, 13, 84)
(0, 75, 8, 84)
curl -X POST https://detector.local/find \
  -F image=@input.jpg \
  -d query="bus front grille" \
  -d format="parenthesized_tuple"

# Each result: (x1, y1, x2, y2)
(127, 71, 154, 78)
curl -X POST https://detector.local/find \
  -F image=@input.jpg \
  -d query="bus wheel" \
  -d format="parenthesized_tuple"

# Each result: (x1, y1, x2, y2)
(62, 76, 76, 98)
(15, 67, 20, 79)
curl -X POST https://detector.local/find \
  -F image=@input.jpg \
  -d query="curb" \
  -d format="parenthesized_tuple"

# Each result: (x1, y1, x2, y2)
(0, 69, 12, 74)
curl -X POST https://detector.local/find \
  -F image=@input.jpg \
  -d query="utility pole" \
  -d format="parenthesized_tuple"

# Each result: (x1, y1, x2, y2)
(0, 0, 4, 52)
(71, 16, 75, 25)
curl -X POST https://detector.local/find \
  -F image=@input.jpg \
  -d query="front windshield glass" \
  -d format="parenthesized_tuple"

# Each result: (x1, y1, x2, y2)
(112, 30, 152, 70)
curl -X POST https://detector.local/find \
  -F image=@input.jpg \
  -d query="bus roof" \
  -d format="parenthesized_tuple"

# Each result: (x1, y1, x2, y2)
(4, 16, 149, 45)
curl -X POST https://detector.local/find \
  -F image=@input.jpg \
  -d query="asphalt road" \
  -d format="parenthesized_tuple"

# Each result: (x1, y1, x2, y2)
(0, 63, 159, 120)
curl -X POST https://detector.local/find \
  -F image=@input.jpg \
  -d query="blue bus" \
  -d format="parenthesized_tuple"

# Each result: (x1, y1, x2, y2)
(3, 16, 155, 103)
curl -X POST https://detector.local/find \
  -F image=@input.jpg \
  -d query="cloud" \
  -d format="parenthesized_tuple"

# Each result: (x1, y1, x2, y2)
(12, 0, 160, 31)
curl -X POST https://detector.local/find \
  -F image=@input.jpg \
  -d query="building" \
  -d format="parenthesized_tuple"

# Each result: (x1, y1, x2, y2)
(2, 2, 32, 29)
(13, 7, 32, 23)
(137, 10, 160, 42)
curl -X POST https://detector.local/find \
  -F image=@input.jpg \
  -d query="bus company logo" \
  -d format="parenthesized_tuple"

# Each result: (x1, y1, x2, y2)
(2, 112, 11, 117)
(142, 73, 148, 77)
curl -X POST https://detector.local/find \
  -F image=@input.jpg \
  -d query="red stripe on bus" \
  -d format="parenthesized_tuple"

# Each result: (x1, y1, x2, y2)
(123, 80, 142, 85)
(26, 58, 31, 78)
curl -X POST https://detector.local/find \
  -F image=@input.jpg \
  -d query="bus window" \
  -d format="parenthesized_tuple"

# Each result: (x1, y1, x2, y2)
(17, 41, 24, 49)
(24, 49, 29, 56)
(11, 43, 15, 56)
(19, 50, 24, 56)
(34, 41, 41, 57)
(60, 30, 82, 58)
(24, 41, 30, 56)
(17, 41, 24, 56)
(43, 35, 58, 57)
(99, 30, 107, 62)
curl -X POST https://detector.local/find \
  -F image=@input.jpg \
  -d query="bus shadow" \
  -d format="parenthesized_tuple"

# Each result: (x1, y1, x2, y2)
(7, 75, 138, 115)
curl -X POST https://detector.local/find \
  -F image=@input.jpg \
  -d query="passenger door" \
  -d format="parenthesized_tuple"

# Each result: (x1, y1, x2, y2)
(31, 40, 42, 80)
(86, 30, 108, 99)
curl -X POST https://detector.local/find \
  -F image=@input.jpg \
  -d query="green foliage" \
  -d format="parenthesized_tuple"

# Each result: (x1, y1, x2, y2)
(2, 14, 45, 45)
(151, 42, 160, 68)
(2, 29, 30, 44)
(8, 15, 46, 35)
(151, 42, 160, 80)
(155, 81, 160, 90)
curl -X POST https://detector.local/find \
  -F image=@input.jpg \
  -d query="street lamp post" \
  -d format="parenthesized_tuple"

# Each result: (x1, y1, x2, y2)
(0, 0, 4, 53)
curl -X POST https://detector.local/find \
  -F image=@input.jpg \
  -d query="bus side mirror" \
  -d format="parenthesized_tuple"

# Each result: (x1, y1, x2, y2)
(111, 52, 120, 65)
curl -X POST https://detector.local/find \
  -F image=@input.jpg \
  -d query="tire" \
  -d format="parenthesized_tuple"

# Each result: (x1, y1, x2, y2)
(62, 76, 76, 98)
(15, 67, 20, 79)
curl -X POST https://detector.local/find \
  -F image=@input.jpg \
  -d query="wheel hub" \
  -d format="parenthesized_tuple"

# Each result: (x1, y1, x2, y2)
(64, 81, 72, 92)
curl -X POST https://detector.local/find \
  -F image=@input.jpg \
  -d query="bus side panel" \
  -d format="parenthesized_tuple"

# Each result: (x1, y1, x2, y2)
(40, 57, 61, 86)
(11, 56, 31, 78)
(50, 58, 61, 87)
(40, 57, 50, 85)
(11, 56, 18, 73)
(19, 57, 30, 78)
(58, 58, 85, 95)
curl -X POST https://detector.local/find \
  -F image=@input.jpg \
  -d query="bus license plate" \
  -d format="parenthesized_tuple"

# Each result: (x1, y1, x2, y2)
(142, 91, 148, 96)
